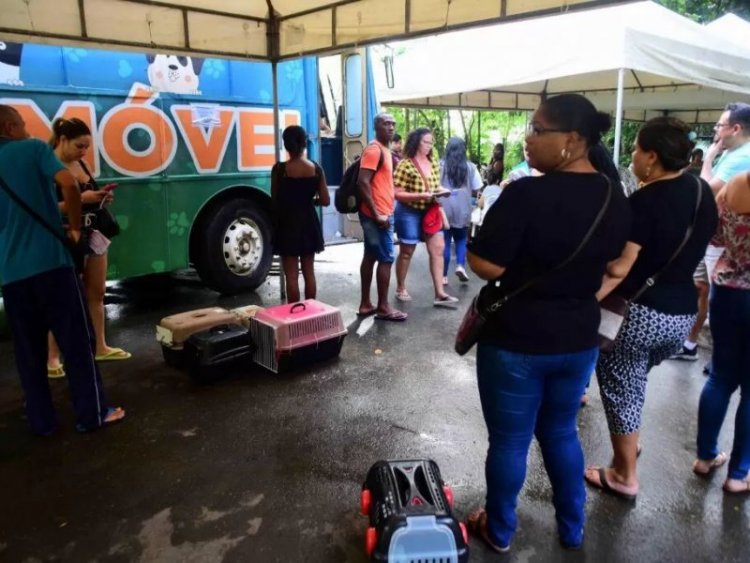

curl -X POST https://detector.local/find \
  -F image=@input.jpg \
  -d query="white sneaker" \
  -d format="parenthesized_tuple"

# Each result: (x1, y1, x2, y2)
(455, 267, 470, 282)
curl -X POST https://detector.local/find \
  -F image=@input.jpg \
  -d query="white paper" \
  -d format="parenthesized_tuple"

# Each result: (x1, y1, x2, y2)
(88, 229, 111, 256)
(191, 105, 221, 128)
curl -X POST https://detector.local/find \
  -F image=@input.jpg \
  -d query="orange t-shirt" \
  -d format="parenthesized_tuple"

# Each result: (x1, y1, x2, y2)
(358, 141, 394, 218)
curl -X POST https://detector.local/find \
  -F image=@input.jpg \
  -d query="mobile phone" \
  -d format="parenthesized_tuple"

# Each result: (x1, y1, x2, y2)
(102, 183, 118, 192)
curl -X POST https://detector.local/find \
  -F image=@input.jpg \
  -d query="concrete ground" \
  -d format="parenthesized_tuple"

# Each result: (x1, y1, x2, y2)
(0, 243, 747, 563)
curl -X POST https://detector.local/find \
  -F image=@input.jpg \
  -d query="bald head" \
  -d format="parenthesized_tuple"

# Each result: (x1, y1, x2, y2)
(0, 105, 27, 140)
(373, 112, 395, 145)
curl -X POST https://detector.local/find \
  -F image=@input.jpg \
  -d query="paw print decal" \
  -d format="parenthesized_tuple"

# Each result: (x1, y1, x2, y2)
(203, 59, 225, 79)
(118, 60, 133, 78)
(63, 48, 88, 63)
(167, 212, 190, 236)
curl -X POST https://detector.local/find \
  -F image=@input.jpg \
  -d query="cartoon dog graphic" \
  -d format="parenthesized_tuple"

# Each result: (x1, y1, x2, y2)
(0, 42, 23, 86)
(146, 54, 203, 94)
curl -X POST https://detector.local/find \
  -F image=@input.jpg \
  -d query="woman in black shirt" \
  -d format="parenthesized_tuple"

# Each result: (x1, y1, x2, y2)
(465, 94, 630, 552)
(585, 118, 718, 501)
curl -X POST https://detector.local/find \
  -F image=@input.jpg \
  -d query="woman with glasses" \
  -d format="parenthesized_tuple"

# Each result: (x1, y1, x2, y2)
(586, 117, 718, 501)
(392, 127, 456, 307)
(465, 94, 630, 553)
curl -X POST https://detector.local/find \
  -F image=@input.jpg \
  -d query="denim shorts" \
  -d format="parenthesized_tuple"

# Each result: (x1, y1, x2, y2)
(394, 202, 424, 245)
(359, 213, 395, 263)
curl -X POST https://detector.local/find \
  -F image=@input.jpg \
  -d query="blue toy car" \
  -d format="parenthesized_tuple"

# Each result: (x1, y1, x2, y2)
(360, 459, 469, 562)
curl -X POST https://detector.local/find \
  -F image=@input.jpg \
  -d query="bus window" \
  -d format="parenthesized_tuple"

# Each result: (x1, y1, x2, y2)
(344, 54, 363, 137)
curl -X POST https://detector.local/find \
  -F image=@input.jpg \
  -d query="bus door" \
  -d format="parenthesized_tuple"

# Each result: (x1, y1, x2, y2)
(341, 48, 368, 239)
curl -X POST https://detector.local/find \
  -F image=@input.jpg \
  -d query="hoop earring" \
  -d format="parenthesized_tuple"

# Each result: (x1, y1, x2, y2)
(561, 148, 570, 161)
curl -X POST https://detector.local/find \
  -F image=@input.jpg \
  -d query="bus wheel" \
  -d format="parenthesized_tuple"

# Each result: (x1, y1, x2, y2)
(193, 198, 272, 295)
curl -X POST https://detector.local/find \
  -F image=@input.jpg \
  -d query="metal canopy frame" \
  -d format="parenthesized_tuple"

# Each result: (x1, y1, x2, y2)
(0, 0, 630, 63)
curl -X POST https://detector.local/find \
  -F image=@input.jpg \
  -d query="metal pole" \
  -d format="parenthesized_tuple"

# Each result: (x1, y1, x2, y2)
(477, 111, 482, 162)
(613, 67, 625, 165)
(271, 60, 286, 302)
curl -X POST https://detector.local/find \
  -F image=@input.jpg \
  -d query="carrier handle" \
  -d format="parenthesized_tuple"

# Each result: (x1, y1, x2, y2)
(290, 302, 307, 313)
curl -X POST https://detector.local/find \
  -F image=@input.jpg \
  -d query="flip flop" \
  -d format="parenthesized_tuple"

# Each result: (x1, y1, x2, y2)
(356, 308, 377, 318)
(584, 467, 637, 502)
(395, 291, 412, 302)
(693, 452, 728, 476)
(95, 347, 132, 361)
(374, 310, 408, 322)
(433, 295, 459, 308)
(465, 508, 510, 554)
(47, 364, 66, 379)
(75, 407, 126, 433)
(723, 478, 750, 494)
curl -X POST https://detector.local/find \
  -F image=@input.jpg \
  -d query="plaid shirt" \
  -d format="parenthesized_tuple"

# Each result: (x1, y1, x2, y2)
(393, 157, 441, 211)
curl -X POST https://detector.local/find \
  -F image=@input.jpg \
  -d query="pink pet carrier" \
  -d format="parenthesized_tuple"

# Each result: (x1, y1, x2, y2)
(250, 300, 347, 373)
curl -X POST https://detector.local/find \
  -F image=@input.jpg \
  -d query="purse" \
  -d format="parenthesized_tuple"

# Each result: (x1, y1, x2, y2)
(79, 160, 120, 239)
(456, 175, 613, 356)
(422, 202, 443, 235)
(597, 175, 703, 353)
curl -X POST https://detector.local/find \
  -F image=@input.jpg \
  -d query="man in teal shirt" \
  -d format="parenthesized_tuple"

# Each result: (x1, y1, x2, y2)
(0, 105, 124, 435)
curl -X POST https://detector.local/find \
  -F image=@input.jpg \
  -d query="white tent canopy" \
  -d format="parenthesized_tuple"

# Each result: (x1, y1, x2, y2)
(377, 1, 750, 126)
(0, 0, 627, 61)
(706, 13, 750, 50)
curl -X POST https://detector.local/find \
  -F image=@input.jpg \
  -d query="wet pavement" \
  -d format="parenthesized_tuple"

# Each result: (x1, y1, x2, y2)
(0, 243, 747, 562)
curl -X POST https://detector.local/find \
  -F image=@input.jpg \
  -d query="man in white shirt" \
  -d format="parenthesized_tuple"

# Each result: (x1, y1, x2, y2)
(673, 102, 750, 362)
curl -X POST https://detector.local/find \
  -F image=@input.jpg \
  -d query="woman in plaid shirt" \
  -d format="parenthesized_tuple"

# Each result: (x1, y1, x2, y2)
(393, 127, 457, 307)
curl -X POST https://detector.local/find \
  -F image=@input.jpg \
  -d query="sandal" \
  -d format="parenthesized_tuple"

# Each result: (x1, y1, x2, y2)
(75, 407, 126, 433)
(395, 290, 412, 302)
(433, 295, 459, 308)
(95, 347, 132, 361)
(47, 364, 66, 379)
(723, 477, 750, 494)
(584, 467, 637, 502)
(693, 452, 728, 476)
(466, 508, 509, 554)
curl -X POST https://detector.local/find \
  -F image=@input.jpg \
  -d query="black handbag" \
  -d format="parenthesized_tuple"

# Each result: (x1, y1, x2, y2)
(79, 160, 120, 239)
(598, 175, 703, 352)
(456, 176, 613, 356)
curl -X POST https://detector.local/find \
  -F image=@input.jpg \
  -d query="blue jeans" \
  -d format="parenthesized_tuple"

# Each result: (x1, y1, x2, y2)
(477, 344, 598, 548)
(697, 285, 750, 480)
(443, 227, 468, 275)
(359, 213, 394, 263)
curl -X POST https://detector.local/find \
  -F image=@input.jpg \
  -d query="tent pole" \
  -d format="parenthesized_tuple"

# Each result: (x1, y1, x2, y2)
(271, 60, 286, 302)
(613, 67, 625, 165)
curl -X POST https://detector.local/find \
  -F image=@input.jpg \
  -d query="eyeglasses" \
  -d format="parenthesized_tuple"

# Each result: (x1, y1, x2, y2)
(714, 122, 732, 130)
(526, 123, 567, 136)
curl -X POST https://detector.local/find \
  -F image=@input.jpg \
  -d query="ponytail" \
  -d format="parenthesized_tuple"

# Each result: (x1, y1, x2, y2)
(49, 117, 91, 148)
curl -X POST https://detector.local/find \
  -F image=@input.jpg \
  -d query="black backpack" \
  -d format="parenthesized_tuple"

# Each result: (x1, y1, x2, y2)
(334, 145, 384, 214)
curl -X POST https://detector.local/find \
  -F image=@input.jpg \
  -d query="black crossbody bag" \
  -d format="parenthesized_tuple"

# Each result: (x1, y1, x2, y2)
(598, 175, 703, 352)
(455, 176, 613, 356)
(0, 173, 89, 273)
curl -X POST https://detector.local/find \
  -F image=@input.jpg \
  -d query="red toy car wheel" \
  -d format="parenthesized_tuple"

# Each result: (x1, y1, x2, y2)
(365, 527, 378, 556)
(360, 489, 372, 515)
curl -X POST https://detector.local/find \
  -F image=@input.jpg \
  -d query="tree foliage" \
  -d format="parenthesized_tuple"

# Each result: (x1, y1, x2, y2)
(385, 2, 745, 172)
(658, 0, 749, 21)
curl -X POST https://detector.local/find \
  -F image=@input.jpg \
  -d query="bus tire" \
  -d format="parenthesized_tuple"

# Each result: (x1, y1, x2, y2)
(193, 198, 272, 295)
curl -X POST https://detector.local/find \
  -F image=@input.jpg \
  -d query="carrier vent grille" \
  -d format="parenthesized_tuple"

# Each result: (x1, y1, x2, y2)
(251, 322, 277, 372)
(288, 313, 340, 344)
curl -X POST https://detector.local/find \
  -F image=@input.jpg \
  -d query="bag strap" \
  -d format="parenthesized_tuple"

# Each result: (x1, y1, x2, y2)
(630, 174, 703, 302)
(78, 159, 99, 189)
(487, 174, 614, 313)
(0, 172, 70, 248)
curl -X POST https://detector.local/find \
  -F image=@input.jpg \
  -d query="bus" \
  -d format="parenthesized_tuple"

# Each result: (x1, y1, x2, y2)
(0, 41, 376, 297)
